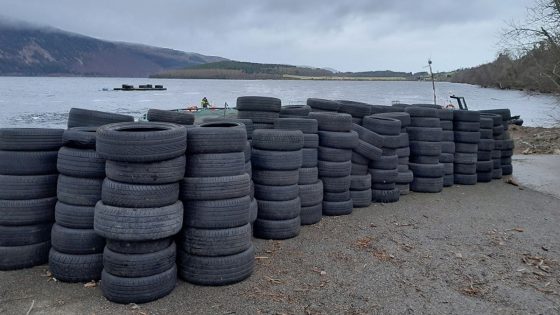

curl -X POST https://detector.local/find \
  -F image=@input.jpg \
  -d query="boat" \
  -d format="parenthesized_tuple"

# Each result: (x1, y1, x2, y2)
(114, 84, 167, 91)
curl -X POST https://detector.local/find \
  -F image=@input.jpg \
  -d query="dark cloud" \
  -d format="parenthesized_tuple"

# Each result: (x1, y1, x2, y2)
(0, 0, 532, 71)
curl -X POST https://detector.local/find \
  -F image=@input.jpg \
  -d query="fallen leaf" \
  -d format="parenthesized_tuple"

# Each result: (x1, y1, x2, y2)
(83, 281, 97, 288)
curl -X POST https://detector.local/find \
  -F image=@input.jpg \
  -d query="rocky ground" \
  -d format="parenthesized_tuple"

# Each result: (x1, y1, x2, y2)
(510, 125, 560, 155)
(1, 180, 559, 315)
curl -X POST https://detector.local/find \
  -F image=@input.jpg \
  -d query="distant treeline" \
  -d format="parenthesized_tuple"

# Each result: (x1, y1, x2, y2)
(450, 43, 560, 94)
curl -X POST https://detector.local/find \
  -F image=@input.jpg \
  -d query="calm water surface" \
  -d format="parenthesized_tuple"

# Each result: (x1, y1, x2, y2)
(0, 77, 557, 128)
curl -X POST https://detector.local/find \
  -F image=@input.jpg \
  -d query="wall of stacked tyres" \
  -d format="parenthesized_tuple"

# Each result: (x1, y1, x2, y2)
(0, 100, 515, 304)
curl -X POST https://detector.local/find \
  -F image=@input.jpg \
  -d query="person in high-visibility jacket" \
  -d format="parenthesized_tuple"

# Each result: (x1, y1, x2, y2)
(201, 97, 210, 109)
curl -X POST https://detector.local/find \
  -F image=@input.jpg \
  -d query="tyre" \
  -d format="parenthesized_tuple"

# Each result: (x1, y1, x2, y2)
(409, 163, 444, 178)
(441, 142, 456, 154)
(409, 155, 440, 164)
(407, 127, 442, 141)
(454, 173, 478, 185)
(307, 98, 340, 112)
(0, 197, 56, 226)
(492, 167, 503, 179)
(454, 152, 478, 164)
(0, 174, 58, 200)
(318, 146, 352, 162)
(279, 105, 311, 117)
(324, 191, 351, 202)
(375, 112, 411, 127)
(299, 181, 323, 206)
(369, 169, 398, 184)
(477, 171, 493, 183)
(48, 249, 103, 282)
(257, 198, 301, 220)
(179, 224, 251, 257)
(478, 139, 495, 151)
(300, 203, 322, 225)
(440, 120, 453, 130)
(237, 96, 281, 112)
(443, 174, 455, 187)
(106, 238, 173, 255)
(442, 130, 455, 141)
(351, 163, 369, 175)
(252, 129, 304, 151)
(94, 201, 183, 241)
(453, 110, 480, 122)
(351, 189, 372, 208)
(502, 165, 513, 175)
(106, 155, 186, 185)
(101, 265, 177, 304)
(455, 142, 478, 153)
(396, 170, 414, 183)
(479, 109, 511, 121)
(146, 109, 195, 125)
(188, 122, 247, 154)
(252, 169, 299, 186)
(96, 122, 187, 162)
(308, 112, 352, 132)
(103, 242, 176, 277)
(369, 155, 398, 170)
(0, 150, 58, 175)
(57, 147, 105, 178)
(102, 179, 178, 208)
(238, 111, 279, 123)
(453, 121, 480, 132)
(67, 108, 134, 128)
(350, 174, 371, 190)
(186, 152, 246, 177)
(57, 175, 102, 206)
(477, 160, 494, 172)
(372, 183, 396, 190)
(254, 217, 301, 239)
(302, 148, 318, 167)
(454, 163, 477, 174)
(55, 202, 94, 229)
(62, 127, 98, 149)
(254, 184, 299, 201)
(317, 131, 359, 149)
(251, 149, 302, 170)
(322, 199, 353, 215)
(0, 223, 52, 246)
(354, 140, 382, 160)
(372, 188, 400, 203)
(274, 118, 317, 134)
(51, 223, 105, 255)
(0, 128, 63, 151)
(351, 151, 370, 165)
(304, 134, 319, 148)
(381, 133, 409, 149)
(397, 184, 411, 195)
(362, 116, 401, 135)
(442, 163, 454, 175)
(178, 245, 254, 285)
(352, 124, 384, 147)
(298, 167, 319, 185)
(183, 196, 250, 229)
(409, 141, 441, 156)
(318, 160, 352, 177)
(321, 175, 351, 192)
(409, 117, 440, 128)
(410, 177, 443, 193)
(404, 107, 438, 118)
(181, 174, 250, 201)
(203, 118, 254, 139)
(253, 123, 274, 130)
(336, 100, 372, 117)
(0, 241, 50, 270)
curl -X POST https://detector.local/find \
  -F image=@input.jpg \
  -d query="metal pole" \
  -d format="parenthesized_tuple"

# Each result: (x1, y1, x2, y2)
(428, 59, 436, 105)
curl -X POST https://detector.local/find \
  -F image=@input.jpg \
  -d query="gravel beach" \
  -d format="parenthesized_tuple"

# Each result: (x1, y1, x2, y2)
(1, 174, 559, 315)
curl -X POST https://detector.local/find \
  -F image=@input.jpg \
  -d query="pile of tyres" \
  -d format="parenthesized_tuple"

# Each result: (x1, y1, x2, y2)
(0, 100, 515, 304)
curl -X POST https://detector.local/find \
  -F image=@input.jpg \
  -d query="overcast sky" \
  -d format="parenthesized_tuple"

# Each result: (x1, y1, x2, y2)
(0, 0, 533, 72)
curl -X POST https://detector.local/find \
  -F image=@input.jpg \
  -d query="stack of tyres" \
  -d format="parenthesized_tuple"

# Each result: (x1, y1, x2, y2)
(364, 115, 403, 201)
(280, 105, 311, 118)
(404, 107, 444, 193)
(479, 109, 514, 175)
(252, 129, 304, 238)
(309, 112, 358, 215)
(453, 110, 481, 185)
(483, 113, 505, 179)
(147, 109, 195, 125)
(336, 100, 373, 125)
(349, 124, 383, 207)
(237, 96, 281, 130)
(376, 112, 413, 194)
(437, 110, 455, 187)
(67, 108, 134, 128)
(50, 127, 106, 282)
(179, 122, 254, 285)
(0, 128, 63, 270)
(307, 98, 340, 113)
(476, 117, 495, 182)
(95, 122, 186, 304)
(274, 118, 323, 225)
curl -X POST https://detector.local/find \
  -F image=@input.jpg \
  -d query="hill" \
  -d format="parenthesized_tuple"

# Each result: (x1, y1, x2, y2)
(0, 21, 226, 77)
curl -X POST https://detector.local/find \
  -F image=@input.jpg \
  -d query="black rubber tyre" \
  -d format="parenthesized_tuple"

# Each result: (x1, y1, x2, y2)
(454, 173, 478, 185)
(257, 198, 301, 220)
(454, 131, 481, 144)
(147, 109, 195, 125)
(254, 217, 301, 239)
(63, 127, 98, 149)
(372, 182, 396, 190)
(252, 123, 274, 130)
(440, 120, 453, 130)
(0, 150, 58, 175)
(454, 121, 481, 132)
(300, 203, 322, 225)
(183, 196, 250, 229)
(0, 223, 52, 246)
(404, 107, 438, 118)
(409, 163, 444, 178)
(352, 124, 384, 147)
(369, 168, 398, 184)
(57, 175, 102, 206)
(180, 223, 251, 257)
(443, 162, 454, 175)
(299, 167, 319, 185)
(51, 223, 105, 254)
(350, 174, 371, 190)
(351, 189, 372, 208)
(376, 112, 411, 127)
(274, 118, 317, 134)
(106, 238, 173, 255)
(307, 98, 340, 111)
(101, 265, 177, 304)
(96, 122, 187, 162)
(493, 125, 505, 136)
(501, 149, 514, 158)
(492, 167, 503, 179)
(455, 153, 478, 164)
(186, 152, 245, 177)
(454, 163, 477, 174)
(203, 118, 254, 139)
(49, 249, 103, 282)
(443, 174, 455, 187)
(318, 160, 352, 177)
(106, 156, 186, 185)
(397, 184, 411, 195)
(455, 142, 478, 153)
(308, 112, 352, 132)
(304, 134, 319, 148)
(396, 147, 411, 158)
(480, 129, 493, 139)
(302, 148, 318, 167)
(57, 147, 105, 178)
(479, 109, 511, 121)
(409, 117, 441, 128)
(318, 146, 352, 162)
(0, 197, 55, 226)
(372, 188, 400, 203)
(502, 164, 513, 175)
(407, 127, 442, 142)
(181, 174, 250, 201)
(381, 133, 409, 149)
(355, 140, 382, 161)
(251, 149, 302, 171)
(103, 242, 176, 278)
(478, 117, 494, 130)
(178, 245, 254, 285)
(477, 171, 493, 183)
(252, 129, 304, 151)
(409, 141, 441, 156)
(0, 128, 63, 151)
(252, 169, 299, 186)
(441, 142, 455, 154)
(477, 160, 494, 172)
(442, 130, 455, 141)
(187, 123, 247, 154)
(238, 110, 280, 123)
(321, 175, 351, 193)
(437, 109, 454, 121)
(254, 184, 299, 201)
(352, 163, 369, 175)
(322, 199, 353, 216)
(279, 105, 311, 117)
(0, 174, 57, 200)
(94, 201, 183, 241)
(351, 151, 370, 165)
(453, 110, 480, 122)
(102, 179, 178, 208)
(0, 241, 50, 271)
(323, 190, 351, 202)
(67, 108, 134, 128)
(410, 177, 443, 193)
(336, 100, 372, 117)
(55, 202, 94, 229)
(363, 116, 401, 135)
(237, 96, 281, 112)
(396, 170, 414, 184)
(318, 131, 359, 149)
(409, 155, 440, 164)
(299, 181, 323, 206)
(369, 155, 398, 170)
